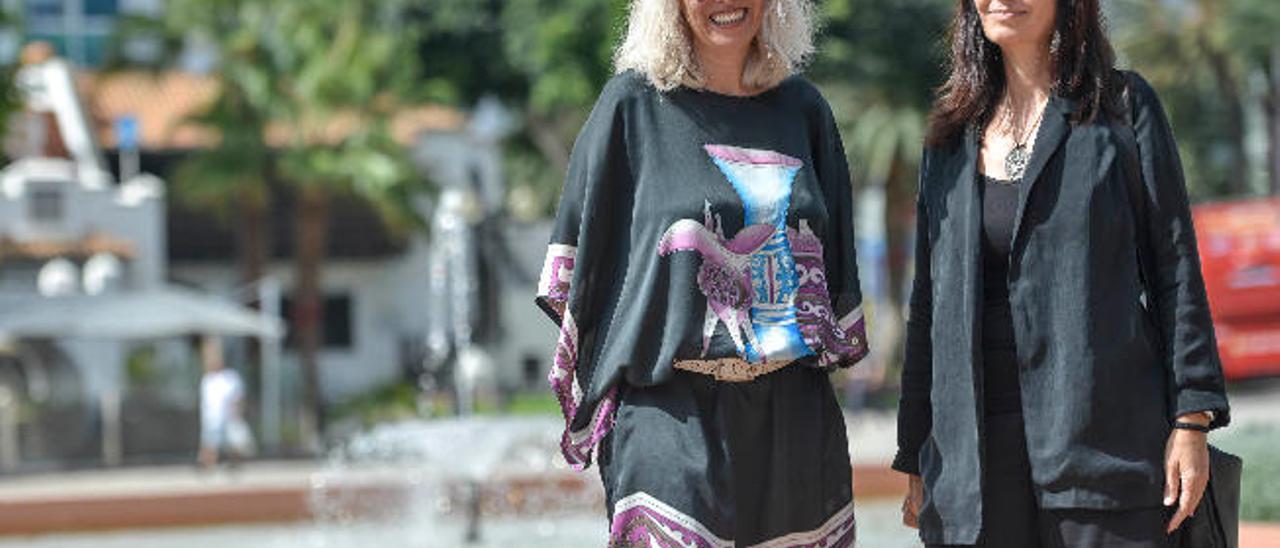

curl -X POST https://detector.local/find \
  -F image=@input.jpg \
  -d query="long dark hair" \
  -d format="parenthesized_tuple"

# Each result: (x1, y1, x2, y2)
(926, 0, 1122, 147)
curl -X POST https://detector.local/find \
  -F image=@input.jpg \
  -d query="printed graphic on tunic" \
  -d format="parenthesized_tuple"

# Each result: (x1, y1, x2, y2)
(658, 144, 862, 366)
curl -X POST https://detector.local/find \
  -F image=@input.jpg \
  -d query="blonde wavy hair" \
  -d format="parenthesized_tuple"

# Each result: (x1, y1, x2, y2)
(614, 0, 817, 92)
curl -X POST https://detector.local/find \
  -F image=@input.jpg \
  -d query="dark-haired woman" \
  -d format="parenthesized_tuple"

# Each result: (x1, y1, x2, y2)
(894, 0, 1230, 547)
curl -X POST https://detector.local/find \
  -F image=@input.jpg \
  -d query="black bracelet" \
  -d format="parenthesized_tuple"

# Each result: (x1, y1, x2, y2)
(1173, 421, 1211, 433)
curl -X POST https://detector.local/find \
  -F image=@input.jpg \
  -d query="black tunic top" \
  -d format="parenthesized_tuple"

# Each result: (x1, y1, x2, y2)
(535, 72, 870, 470)
(981, 175, 1022, 416)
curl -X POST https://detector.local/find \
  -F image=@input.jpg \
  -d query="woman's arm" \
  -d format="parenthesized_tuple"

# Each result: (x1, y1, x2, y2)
(893, 154, 934, 476)
(1127, 72, 1231, 428)
(813, 95, 870, 368)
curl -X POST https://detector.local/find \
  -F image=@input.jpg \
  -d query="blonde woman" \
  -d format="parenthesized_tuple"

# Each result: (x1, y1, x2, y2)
(534, 0, 868, 545)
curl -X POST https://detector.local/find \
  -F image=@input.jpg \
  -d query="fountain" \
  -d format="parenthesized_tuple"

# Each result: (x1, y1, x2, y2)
(301, 415, 607, 547)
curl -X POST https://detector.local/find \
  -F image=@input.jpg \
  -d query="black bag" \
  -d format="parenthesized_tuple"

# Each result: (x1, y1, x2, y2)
(1169, 446, 1243, 548)
(1116, 71, 1243, 548)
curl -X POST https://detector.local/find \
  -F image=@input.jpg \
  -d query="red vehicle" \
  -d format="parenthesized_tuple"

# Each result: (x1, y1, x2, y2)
(1193, 197, 1280, 380)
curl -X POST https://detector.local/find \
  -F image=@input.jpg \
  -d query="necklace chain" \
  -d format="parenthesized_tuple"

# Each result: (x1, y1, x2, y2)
(1001, 95, 1047, 147)
(999, 95, 1047, 180)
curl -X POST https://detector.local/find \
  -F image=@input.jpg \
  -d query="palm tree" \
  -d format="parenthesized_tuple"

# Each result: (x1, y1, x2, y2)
(1111, 0, 1275, 198)
(110, 0, 277, 326)
(115, 0, 422, 449)
(253, 0, 420, 447)
(810, 0, 950, 373)
(1220, 0, 1280, 195)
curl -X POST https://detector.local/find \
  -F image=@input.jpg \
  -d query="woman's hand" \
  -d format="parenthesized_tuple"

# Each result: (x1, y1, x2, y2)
(1164, 413, 1211, 533)
(902, 474, 925, 528)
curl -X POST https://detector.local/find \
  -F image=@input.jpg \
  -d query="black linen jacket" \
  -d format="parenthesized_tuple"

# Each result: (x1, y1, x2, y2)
(893, 71, 1231, 545)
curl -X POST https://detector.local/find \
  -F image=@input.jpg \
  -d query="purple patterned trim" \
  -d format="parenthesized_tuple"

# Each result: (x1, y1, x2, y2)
(789, 221, 869, 368)
(837, 306, 861, 332)
(547, 309, 618, 470)
(610, 492, 732, 548)
(834, 306, 869, 366)
(754, 501, 857, 548)
(703, 144, 803, 168)
(536, 244, 576, 321)
(609, 492, 857, 548)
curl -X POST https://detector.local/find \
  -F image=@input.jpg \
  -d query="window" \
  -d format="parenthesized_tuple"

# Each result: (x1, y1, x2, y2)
(25, 0, 118, 17)
(281, 294, 354, 350)
(0, 263, 40, 292)
(25, 0, 119, 67)
(84, 0, 118, 16)
(28, 186, 64, 222)
(24, 0, 62, 17)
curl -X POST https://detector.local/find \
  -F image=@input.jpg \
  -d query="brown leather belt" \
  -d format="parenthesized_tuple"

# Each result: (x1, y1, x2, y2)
(673, 357, 794, 382)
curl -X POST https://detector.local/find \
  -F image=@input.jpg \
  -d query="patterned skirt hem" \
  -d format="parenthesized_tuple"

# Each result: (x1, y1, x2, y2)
(608, 491, 857, 548)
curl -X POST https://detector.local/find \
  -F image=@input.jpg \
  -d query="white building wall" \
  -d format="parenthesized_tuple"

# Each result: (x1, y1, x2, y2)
(0, 159, 165, 291)
(167, 219, 567, 406)
(170, 246, 433, 404)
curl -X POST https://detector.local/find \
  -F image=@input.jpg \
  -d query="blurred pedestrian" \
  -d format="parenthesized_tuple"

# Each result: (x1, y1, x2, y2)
(895, 1, 1231, 546)
(534, 1, 868, 545)
(198, 336, 254, 469)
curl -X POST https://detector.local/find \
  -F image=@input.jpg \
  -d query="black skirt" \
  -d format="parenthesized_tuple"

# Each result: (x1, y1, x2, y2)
(598, 365, 856, 546)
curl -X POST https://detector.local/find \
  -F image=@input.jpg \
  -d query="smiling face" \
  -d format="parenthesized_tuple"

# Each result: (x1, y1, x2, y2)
(681, 0, 766, 59)
(974, 0, 1056, 51)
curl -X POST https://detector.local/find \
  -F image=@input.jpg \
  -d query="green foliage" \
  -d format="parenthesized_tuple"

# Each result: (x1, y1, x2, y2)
(811, 0, 948, 110)
(409, 0, 523, 105)
(124, 345, 159, 385)
(1224, 0, 1280, 68)
(115, 0, 427, 227)
(410, 0, 625, 114)
(108, 0, 276, 216)
(499, 0, 627, 116)
(1213, 422, 1280, 522)
(330, 381, 421, 428)
(401, 0, 628, 217)
(502, 131, 570, 217)
(1111, 0, 1279, 199)
(0, 8, 23, 148)
(255, 1, 420, 194)
(811, 0, 950, 189)
(496, 391, 560, 417)
(168, 90, 272, 214)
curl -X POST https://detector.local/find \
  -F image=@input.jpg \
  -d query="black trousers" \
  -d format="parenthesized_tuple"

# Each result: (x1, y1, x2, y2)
(928, 412, 1172, 548)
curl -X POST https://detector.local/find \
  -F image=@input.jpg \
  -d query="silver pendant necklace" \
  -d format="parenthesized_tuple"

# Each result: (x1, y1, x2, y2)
(1004, 143, 1031, 181)
(1002, 98, 1047, 180)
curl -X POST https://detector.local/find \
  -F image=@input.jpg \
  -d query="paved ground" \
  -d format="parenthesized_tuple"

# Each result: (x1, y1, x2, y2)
(0, 382, 1275, 547)
(0, 462, 318, 502)
(1222, 377, 1280, 426)
(0, 498, 922, 548)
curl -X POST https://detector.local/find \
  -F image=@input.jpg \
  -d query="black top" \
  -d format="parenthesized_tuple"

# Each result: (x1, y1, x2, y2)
(894, 71, 1230, 545)
(535, 72, 869, 470)
(980, 174, 1022, 416)
(981, 175, 1019, 301)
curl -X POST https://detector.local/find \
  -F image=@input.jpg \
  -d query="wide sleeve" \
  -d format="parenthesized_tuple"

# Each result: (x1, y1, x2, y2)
(893, 151, 934, 475)
(1128, 72, 1231, 429)
(812, 98, 870, 369)
(534, 80, 633, 469)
